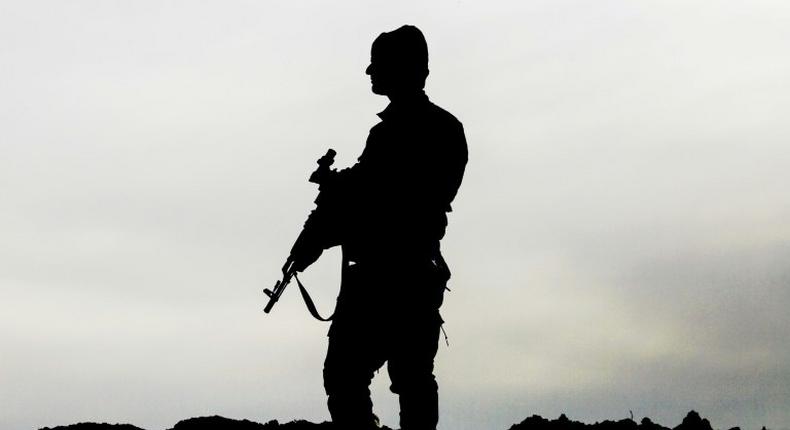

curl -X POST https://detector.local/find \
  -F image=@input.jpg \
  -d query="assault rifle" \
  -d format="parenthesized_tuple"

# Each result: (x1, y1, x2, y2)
(263, 149, 337, 317)
(263, 266, 295, 313)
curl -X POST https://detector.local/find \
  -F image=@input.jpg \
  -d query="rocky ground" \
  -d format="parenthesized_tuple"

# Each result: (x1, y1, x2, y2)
(39, 410, 759, 430)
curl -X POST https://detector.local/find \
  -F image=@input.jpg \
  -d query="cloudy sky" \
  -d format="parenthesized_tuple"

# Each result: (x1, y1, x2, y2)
(2, 1, 789, 429)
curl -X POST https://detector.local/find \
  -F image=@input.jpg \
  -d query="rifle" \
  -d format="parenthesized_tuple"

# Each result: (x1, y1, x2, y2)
(263, 265, 295, 314)
(263, 149, 337, 318)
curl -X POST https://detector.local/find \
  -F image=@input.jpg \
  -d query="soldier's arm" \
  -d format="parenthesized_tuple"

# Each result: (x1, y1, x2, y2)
(286, 147, 369, 272)
(413, 119, 468, 211)
(441, 121, 468, 208)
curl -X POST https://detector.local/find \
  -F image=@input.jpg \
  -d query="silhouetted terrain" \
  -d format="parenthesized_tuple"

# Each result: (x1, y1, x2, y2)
(38, 416, 390, 430)
(508, 410, 736, 430)
(39, 410, 760, 430)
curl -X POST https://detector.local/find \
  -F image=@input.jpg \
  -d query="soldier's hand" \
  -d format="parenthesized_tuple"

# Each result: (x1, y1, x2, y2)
(281, 257, 296, 276)
(286, 246, 322, 274)
(288, 227, 324, 273)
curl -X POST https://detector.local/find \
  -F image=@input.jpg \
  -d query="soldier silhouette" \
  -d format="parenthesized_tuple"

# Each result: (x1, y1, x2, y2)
(282, 25, 467, 430)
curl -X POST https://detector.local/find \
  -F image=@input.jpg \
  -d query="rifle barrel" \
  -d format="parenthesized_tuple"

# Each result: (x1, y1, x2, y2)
(264, 275, 291, 313)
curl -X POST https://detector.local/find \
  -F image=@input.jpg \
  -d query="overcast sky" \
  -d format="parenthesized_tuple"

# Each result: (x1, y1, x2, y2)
(2, 1, 789, 430)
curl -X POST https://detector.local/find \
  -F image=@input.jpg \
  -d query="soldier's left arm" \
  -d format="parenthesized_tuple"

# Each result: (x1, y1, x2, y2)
(418, 119, 468, 210)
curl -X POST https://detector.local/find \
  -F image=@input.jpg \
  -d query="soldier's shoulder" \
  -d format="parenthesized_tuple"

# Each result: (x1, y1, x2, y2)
(426, 101, 463, 128)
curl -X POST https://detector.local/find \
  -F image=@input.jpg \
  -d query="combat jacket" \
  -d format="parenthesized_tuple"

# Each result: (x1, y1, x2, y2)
(302, 91, 467, 265)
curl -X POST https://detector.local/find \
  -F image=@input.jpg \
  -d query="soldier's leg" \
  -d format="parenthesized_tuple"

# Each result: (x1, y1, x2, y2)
(387, 314, 443, 430)
(323, 322, 386, 429)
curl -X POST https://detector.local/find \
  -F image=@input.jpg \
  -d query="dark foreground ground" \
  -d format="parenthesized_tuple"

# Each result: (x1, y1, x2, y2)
(39, 410, 761, 430)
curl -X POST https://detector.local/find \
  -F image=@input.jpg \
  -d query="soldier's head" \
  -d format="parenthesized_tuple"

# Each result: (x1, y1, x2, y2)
(365, 25, 429, 97)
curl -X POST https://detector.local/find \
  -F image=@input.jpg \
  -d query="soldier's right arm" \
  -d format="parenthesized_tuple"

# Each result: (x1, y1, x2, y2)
(286, 160, 364, 272)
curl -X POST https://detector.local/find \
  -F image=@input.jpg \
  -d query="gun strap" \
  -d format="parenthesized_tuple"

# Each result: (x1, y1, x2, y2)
(293, 273, 333, 322)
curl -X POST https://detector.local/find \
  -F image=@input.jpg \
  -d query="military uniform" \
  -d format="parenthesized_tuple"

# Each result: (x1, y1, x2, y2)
(294, 91, 467, 430)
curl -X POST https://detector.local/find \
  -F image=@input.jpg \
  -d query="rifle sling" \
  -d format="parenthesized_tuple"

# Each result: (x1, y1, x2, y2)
(293, 273, 333, 322)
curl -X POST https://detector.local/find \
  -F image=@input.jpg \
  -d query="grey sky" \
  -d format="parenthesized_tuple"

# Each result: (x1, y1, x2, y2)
(2, 1, 789, 430)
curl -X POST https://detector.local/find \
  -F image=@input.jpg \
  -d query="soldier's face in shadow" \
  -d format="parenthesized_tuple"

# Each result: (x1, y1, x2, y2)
(365, 45, 398, 96)
(365, 38, 426, 97)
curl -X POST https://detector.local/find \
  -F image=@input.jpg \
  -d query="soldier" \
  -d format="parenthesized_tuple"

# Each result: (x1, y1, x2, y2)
(283, 25, 468, 430)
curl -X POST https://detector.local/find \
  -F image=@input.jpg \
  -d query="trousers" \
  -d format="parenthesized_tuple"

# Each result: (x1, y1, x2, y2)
(323, 258, 446, 430)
